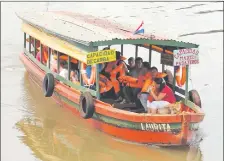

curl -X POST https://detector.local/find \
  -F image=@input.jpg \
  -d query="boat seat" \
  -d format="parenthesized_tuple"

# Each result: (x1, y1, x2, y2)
(112, 103, 136, 109)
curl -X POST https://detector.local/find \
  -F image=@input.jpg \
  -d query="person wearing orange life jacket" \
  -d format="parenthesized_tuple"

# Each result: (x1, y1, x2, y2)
(97, 62, 113, 95)
(138, 66, 159, 112)
(103, 51, 128, 102)
(120, 58, 146, 104)
(138, 66, 168, 112)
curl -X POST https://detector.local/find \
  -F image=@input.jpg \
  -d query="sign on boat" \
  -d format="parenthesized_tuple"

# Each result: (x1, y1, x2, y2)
(173, 48, 199, 66)
(87, 49, 116, 65)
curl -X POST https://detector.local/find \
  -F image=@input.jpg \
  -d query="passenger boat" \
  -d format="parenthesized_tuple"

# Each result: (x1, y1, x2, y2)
(17, 11, 205, 146)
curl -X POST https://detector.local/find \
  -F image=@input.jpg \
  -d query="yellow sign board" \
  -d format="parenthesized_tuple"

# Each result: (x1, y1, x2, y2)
(87, 49, 116, 65)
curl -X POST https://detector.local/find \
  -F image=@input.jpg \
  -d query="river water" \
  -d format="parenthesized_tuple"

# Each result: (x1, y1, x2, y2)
(1, 2, 223, 161)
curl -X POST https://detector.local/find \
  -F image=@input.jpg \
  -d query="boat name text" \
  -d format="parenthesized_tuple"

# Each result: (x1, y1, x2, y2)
(141, 123, 171, 132)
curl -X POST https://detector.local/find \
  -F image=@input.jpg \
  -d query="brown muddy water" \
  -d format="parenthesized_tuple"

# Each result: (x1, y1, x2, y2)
(1, 2, 223, 161)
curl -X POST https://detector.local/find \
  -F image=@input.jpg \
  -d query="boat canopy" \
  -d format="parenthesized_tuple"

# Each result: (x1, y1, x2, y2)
(17, 11, 199, 63)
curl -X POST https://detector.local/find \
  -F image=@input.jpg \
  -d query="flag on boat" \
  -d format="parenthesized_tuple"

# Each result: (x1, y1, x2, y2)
(134, 21, 144, 35)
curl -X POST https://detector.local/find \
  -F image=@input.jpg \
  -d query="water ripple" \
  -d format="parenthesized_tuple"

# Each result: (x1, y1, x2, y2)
(195, 10, 223, 14)
(179, 29, 223, 37)
(176, 4, 206, 10)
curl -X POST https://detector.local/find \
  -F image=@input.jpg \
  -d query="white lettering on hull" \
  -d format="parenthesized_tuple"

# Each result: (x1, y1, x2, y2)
(141, 123, 171, 132)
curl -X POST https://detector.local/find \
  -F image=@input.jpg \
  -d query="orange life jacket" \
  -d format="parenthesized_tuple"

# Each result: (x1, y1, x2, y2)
(175, 66, 186, 87)
(99, 74, 113, 93)
(156, 72, 167, 78)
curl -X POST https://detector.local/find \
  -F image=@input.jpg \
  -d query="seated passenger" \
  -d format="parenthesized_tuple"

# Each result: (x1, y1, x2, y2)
(36, 51, 41, 62)
(59, 60, 69, 79)
(120, 58, 146, 104)
(129, 57, 143, 78)
(127, 57, 135, 72)
(147, 78, 176, 114)
(48, 50, 58, 73)
(104, 51, 128, 102)
(150, 66, 158, 79)
(139, 66, 167, 112)
(138, 67, 169, 111)
(70, 70, 79, 82)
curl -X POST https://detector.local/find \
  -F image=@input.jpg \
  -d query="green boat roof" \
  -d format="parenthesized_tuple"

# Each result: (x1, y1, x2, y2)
(16, 11, 199, 51)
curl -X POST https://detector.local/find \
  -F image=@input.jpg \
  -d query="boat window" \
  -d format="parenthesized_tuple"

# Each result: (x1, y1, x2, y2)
(47, 50, 80, 84)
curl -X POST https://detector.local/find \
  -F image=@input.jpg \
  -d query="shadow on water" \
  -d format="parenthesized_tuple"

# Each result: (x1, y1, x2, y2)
(15, 72, 203, 161)
(179, 29, 223, 37)
(194, 10, 223, 14)
(175, 4, 206, 10)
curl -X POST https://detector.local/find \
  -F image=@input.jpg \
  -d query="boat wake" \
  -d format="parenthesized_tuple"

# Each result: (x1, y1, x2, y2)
(188, 128, 206, 148)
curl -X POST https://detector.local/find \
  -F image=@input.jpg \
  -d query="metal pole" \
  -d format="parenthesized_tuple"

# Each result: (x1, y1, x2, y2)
(34, 39, 36, 58)
(121, 44, 123, 56)
(68, 56, 71, 80)
(135, 45, 138, 58)
(96, 64, 100, 99)
(24, 33, 26, 49)
(185, 65, 189, 99)
(162, 47, 165, 72)
(79, 61, 83, 85)
(57, 51, 60, 74)
(40, 44, 43, 64)
(173, 68, 176, 92)
(95, 47, 100, 99)
(173, 47, 179, 92)
(29, 35, 31, 53)
(48, 47, 51, 69)
(149, 45, 152, 67)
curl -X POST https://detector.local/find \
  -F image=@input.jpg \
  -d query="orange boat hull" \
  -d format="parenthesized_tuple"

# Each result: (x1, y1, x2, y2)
(20, 52, 204, 146)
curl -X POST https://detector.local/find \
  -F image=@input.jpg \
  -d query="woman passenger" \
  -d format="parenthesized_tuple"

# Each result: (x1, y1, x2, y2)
(36, 51, 41, 62)
(70, 70, 79, 82)
(147, 78, 176, 114)
(47, 50, 58, 73)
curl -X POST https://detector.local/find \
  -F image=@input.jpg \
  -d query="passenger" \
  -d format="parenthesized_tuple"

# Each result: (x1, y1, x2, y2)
(109, 51, 128, 102)
(48, 50, 58, 73)
(98, 62, 113, 95)
(127, 57, 135, 72)
(36, 51, 41, 62)
(120, 58, 147, 104)
(70, 70, 79, 82)
(98, 47, 111, 78)
(150, 66, 158, 79)
(129, 57, 143, 78)
(138, 66, 159, 112)
(59, 60, 69, 79)
(147, 78, 176, 114)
